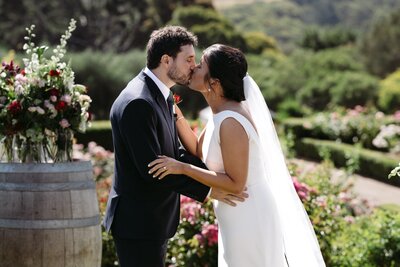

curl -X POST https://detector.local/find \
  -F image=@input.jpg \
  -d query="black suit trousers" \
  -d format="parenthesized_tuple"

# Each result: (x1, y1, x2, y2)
(112, 234, 168, 267)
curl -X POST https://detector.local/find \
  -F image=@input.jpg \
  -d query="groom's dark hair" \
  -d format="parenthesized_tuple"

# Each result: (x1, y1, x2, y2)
(146, 26, 198, 69)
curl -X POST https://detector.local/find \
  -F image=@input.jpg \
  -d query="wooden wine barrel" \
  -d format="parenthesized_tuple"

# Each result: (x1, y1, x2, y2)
(0, 161, 102, 267)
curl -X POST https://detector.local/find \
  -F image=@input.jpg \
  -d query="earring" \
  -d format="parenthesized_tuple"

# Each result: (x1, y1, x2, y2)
(208, 88, 211, 92)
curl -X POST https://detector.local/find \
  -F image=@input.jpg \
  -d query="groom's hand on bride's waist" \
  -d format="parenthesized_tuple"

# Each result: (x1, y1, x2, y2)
(209, 187, 249, 207)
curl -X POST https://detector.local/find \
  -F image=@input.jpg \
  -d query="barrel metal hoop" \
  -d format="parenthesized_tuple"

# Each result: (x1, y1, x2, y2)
(0, 215, 100, 229)
(0, 161, 92, 173)
(0, 180, 95, 191)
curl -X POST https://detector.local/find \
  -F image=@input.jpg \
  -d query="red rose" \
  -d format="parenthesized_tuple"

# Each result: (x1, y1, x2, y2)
(55, 101, 67, 111)
(173, 93, 182, 104)
(7, 100, 22, 115)
(49, 69, 60, 77)
(48, 88, 60, 96)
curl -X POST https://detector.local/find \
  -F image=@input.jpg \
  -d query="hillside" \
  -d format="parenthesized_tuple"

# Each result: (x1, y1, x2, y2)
(216, 0, 400, 53)
(213, 0, 280, 9)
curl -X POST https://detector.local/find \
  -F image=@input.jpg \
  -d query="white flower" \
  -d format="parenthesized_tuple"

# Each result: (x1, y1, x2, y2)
(36, 107, 45, 115)
(50, 95, 57, 102)
(38, 79, 46, 88)
(14, 85, 25, 95)
(15, 74, 28, 84)
(28, 107, 37, 112)
(79, 94, 92, 103)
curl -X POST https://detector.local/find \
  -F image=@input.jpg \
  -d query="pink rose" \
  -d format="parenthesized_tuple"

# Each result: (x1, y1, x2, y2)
(59, 119, 70, 128)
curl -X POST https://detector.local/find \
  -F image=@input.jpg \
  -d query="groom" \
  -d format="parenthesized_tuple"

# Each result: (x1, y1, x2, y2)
(103, 26, 245, 267)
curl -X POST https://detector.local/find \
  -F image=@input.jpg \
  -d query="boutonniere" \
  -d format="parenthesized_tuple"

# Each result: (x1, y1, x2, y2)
(173, 93, 182, 105)
(172, 93, 183, 120)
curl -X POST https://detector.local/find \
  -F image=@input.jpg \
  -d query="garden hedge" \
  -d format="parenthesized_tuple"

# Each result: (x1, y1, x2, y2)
(295, 138, 400, 187)
(75, 120, 113, 151)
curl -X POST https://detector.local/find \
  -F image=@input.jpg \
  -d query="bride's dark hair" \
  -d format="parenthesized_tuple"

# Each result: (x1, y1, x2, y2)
(203, 44, 247, 102)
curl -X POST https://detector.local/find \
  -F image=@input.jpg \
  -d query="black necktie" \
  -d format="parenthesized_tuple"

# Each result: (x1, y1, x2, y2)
(167, 93, 174, 119)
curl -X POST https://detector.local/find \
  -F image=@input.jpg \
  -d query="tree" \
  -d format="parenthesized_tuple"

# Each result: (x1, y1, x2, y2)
(0, 0, 215, 52)
(169, 5, 246, 50)
(300, 27, 356, 51)
(378, 69, 400, 113)
(360, 7, 400, 77)
(0, 0, 155, 52)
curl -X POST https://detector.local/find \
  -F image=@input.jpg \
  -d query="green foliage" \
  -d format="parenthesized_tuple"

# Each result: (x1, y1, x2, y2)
(276, 98, 311, 119)
(300, 27, 356, 51)
(379, 69, 400, 113)
(295, 138, 400, 186)
(221, 1, 307, 53)
(282, 107, 400, 152)
(101, 227, 118, 267)
(166, 198, 218, 266)
(360, 7, 400, 77)
(330, 208, 400, 266)
(289, 159, 372, 264)
(75, 137, 400, 266)
(69, 50, 146, 119)
(221, 0, 400, 53)
(246, 52, 301, 111)
(289, 47, 378, 110)
(243, 32, 279, 54)
(75, 121, 113, 151)
(329, 71, 378, 108)
(170, 5, 246, 50)
(0, 0, 218, 52)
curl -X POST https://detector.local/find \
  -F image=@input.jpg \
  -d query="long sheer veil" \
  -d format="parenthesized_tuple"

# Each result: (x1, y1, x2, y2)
(242, 75, 326, 267)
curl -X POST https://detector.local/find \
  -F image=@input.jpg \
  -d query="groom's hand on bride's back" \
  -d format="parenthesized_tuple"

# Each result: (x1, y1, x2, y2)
(210, 187, 249, 207)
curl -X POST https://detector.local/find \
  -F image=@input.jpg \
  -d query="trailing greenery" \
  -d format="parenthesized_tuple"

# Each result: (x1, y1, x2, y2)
(295, 138, 400, 186)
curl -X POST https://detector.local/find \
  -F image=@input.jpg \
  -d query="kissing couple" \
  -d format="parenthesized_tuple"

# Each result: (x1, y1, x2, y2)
(103, 25, 326, 267)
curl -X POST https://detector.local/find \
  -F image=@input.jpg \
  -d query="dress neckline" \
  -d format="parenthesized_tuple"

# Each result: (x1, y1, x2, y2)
(213, 110, 258, 136)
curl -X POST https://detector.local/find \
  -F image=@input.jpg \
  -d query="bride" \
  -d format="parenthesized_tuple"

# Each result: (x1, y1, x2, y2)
(148, 44, 325, 266)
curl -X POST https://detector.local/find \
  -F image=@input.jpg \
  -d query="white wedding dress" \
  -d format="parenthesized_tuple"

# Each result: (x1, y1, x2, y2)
(202, 110, 288, 267)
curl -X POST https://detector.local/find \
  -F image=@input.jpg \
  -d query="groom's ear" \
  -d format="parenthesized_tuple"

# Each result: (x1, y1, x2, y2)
(161, 54, 170, 65)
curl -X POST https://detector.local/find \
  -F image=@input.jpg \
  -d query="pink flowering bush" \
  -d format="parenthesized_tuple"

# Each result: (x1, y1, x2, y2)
(0, 19, 91, 162)
(74, 141, 399, 266)
(166, 196, 218, 267)
(288, 159, 372, 265)
(307, 106, 400, 153)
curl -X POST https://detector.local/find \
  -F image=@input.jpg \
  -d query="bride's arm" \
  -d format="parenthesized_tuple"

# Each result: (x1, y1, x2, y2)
(149, 118, 249, 194)
(174, 105, 200, 156)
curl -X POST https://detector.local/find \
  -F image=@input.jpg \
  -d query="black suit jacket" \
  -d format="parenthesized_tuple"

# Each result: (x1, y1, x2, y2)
(103, 71, 210, 240)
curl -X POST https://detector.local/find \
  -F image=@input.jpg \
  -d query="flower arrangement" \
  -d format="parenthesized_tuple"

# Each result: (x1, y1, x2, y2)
(0, 19, 91, 163)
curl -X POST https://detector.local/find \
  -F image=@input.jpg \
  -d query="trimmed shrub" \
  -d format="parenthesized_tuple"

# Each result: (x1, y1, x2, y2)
(244, 31, 279, 54)
(75, 120, 113, 151)
(329, 71, 379, 108)
(295, 138, 400, 186)
(379, 69, 400, 113)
